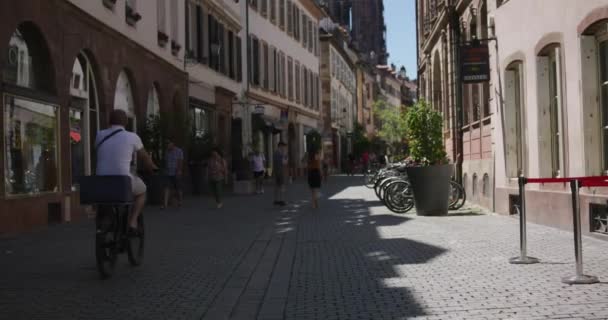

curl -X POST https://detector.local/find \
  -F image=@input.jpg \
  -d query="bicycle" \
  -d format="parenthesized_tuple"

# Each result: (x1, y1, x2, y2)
(80, 175, 145, 279)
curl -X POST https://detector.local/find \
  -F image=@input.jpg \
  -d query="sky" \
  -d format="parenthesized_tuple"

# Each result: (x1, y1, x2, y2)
(384, 0, 417, 80)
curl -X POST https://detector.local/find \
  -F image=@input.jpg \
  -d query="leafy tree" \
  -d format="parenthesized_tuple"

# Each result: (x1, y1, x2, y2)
(375, 99, 408, 154)
(352, 122, 370, 157)
(405, 100, 447, 166)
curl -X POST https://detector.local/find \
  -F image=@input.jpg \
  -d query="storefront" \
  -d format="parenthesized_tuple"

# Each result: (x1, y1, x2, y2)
(0, 0, 187, 234)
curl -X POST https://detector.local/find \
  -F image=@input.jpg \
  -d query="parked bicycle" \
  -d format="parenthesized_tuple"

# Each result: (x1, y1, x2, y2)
(80, 175, 145, 279)
(366, 162, 466, 214)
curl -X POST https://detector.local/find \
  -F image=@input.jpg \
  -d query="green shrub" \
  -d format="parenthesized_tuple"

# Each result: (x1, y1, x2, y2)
(405, 100, 447, 166)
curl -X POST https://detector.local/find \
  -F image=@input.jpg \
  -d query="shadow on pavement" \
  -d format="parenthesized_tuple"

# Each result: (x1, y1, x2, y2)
(281, 175, 447, 319)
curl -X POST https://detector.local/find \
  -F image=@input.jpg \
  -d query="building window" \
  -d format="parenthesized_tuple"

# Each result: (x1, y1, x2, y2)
(504, 61, 525, 178)
(295, 62, 301, 103)
(482, 173, 490, 196)
(537, 45, 565, 178)
(251, 37, 260, 86)
(269, 46, 276, 93)
(279, 0, 285, 29)
(472, 173, 478, 196)
(273, 49, 278, 93)
(288, 57, 293, 100)
(302, 14, 308, 48)
(236, 36, 242, 82)
(157, 0, 167, 34)
(287, 1, 293, 34)
(599, 35, 608, 173)
(308, 19, 313, 52)
(303, 68, 308, 107)
(263, 42, 269, 89)
(294, 6, 300, 41)
(170, 0, 178, 43)
(192, 107, 211, 138)
(4, 95, 59, 195)
(270, 0, 276, 23)
(185, 1, 197, 58)
(250, 0, 258, 10)
(281, 53, 286, 97)
(261, 0, 267, 17)
(228, 31, 235, 79)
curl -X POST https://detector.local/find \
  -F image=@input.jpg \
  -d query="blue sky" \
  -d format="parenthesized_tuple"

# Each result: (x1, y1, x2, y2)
(385, 0, 417, 80)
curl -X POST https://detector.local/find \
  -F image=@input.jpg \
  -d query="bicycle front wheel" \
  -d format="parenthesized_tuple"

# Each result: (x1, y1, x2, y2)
(96, 206, 118, 279)
(127, 214, 145, 266)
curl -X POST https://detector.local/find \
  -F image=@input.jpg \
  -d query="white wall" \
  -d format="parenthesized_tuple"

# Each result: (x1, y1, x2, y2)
(493, 0, 608, 187)
(67, 0, 185, 69)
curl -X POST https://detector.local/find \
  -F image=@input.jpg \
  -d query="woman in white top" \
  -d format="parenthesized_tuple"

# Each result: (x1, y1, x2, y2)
(250, 151, 266, 194)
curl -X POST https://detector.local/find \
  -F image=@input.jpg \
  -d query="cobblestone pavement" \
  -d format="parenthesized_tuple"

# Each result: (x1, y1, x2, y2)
(2, 176, 608, 320)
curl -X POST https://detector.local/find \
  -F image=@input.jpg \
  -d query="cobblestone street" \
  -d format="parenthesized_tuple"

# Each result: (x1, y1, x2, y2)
(2, 176, 608, 320)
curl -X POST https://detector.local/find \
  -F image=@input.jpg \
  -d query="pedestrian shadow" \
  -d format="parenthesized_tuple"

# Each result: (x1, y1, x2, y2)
(283, 176, 448, 319)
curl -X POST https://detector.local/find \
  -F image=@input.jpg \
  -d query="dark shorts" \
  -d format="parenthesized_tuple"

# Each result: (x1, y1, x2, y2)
(308, 169, 321, 189)
(166, 175, 182, 191)
(254, 171, 265, 178)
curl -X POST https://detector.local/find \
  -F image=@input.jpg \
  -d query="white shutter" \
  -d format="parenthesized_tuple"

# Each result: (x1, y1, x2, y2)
(157, 0, 166, 33)
(581, 36, 601, 174)
(537, 55, 552, 178)
(553, 47, 564, 176)
(504, 69, 518, 178)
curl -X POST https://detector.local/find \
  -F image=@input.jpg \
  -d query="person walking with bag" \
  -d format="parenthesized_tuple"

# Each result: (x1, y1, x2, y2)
(208, 147, 227, 209)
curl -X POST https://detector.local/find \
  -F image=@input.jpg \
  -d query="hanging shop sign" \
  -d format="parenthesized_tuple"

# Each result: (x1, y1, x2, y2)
(460, 43, 490, 83)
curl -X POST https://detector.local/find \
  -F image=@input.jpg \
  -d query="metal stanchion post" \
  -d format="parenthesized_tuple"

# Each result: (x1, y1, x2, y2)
(509, 176, 540, 264)
(562, 179, 599, 284)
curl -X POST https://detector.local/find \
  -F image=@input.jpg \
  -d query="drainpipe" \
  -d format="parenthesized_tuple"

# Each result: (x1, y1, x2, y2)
(450, 4, 463, 185)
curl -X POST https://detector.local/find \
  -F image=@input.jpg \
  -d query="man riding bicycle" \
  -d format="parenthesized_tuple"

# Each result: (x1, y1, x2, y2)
(95, 110, 158, 234)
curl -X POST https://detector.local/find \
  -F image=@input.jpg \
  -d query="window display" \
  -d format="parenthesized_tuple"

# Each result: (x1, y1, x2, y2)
(4, 94, 59, 195)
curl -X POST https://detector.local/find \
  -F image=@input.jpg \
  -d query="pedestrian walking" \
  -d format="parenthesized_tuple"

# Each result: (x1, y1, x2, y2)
(208, 147, 227, 209)
(162, 139, 184, 210)
(307, 149, 322, 209)
(347, 153, 355, 176)
(322, 155, 330, 182)
(273, 142, 288, 206)
(250, 150, 266, 194)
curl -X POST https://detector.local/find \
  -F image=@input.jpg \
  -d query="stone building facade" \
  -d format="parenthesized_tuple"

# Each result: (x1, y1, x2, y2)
(0, 0, 187, 234)
(416, 0, 495, 210)
(493, 0, 608, 235)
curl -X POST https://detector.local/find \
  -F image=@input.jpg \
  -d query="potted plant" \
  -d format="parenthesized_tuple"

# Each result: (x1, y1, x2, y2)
(404, 100, 451, 216)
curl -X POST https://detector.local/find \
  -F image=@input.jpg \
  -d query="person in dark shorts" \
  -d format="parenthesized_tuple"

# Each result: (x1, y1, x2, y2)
(162, 139, 184, 209)
(273, 142, 288, 206)
(307, 149, 322, 209)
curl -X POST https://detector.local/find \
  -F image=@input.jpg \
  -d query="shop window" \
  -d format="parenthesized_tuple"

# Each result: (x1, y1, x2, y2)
(70, 53, 100, 187)
(192, 107, 211, 138)
(4, 95, 59, 195)
(114, 70, 136, 132)
(537, 44, 565, 177)
(147, 85, 160, 118)
(504, 61, 525, 178)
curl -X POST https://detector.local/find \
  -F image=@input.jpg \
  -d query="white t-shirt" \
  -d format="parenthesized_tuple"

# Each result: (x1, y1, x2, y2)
(251, 154, 265, 172)
(95, 125, 144, 176)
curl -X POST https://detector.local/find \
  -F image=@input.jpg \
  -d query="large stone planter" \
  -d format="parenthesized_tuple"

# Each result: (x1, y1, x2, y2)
(406, 164, 453, 216)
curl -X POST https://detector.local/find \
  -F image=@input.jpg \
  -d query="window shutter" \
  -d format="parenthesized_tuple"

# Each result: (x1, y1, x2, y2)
(537, 55, 552, 178)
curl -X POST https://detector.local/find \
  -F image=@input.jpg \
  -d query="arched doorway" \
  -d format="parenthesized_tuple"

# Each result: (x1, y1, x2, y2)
(69, 52, 100, 186)
(2, 22, 58, 195)
(113, 70, 136, 131)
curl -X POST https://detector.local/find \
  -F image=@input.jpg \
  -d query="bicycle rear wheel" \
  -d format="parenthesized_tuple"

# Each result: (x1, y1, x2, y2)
(96, 206, 118, 279)
(385, 181, 414, 214)
(448, 181, 466, 210)
(127, 214, 145, 266)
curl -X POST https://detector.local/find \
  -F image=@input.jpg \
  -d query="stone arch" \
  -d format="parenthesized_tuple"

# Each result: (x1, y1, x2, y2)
(482, 173, 490, 196)
(472, 173, 478, 196)
(578, 5, 608, 35)
(3, 21, 56, 94)
(534, 32, 564, 56)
